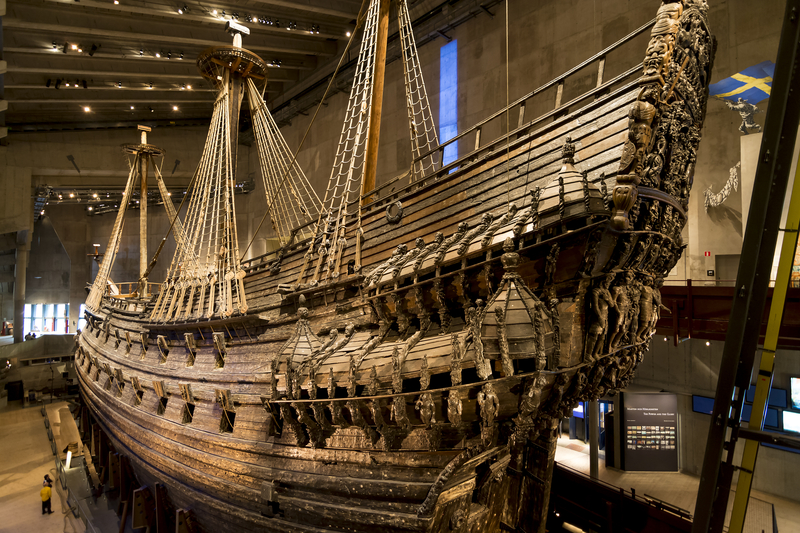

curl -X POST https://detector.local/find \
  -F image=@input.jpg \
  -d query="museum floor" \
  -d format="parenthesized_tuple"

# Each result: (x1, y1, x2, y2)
(555, 438, 800, 532)
(0, 401, 84, 533)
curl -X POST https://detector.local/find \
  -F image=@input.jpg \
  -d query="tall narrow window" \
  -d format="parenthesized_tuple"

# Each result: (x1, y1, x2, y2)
(439, 40, 458, 167)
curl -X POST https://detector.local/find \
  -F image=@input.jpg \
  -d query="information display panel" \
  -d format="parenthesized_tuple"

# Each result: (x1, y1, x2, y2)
(622, 393, 678, 472)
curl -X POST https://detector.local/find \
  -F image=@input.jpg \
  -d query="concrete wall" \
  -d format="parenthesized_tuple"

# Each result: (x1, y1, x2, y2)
(633, 337, 800, 503)
(26, 217, 71, 305)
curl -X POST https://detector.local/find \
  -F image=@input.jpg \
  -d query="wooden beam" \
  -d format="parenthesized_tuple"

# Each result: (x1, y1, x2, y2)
(132, 486, 155, 530)
(176, 509, 196, 533)
(108, 452, 120, 490)
(360, 0, 390, 206)
(154, 482, 169, 533)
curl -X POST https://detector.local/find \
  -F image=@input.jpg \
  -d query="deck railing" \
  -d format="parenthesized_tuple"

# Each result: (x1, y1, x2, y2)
(362, 18, 656, 208)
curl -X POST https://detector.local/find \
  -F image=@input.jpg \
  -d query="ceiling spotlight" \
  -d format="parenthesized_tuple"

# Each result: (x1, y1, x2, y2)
(233, 12, 239, 20)
(346, 31, 351, 37)
(114, 0, 119, 4)
(245, 14, 252, 22)
(41, 210, 45, 215)
(221, 10, 226, 17)
(149, 107, 154, 113)
(117, 81, 123, 88)
(140, 48, 144, 56)
(46, 79, 52, 88)
(130, 105, 135, 110)
(177, 5, 187, 14)
(71, 43, 78, 50)
(69, 193, 74, 198)
(88, 206, 93, 211)
(92, 193, 98, 198)
(172, 105, 179, 111)
(155, 52, 161, 58)
(89, 44, 98, 56)
(706, 341, 711, 346)
(65, 82, 71, 87)
(167, 51, 171, 59)
(186, 84, 192, 90)
(180, 52, 184, 60)
(78, 45, 83, 52)
(55, 79, 62, 89)
(52, 41, 57, 50)
(84, 106, 91, 112)
(181, 84, 185, 90)
(148, 82, 153, 89)
(212, 9, 218, 16)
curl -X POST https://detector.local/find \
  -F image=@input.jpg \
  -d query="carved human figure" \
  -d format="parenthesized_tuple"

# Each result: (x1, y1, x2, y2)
(544, 243, 560, 286)
(519, 374, 548, 423)
(636, 276, 656, 341)
(584, 273, 616, 360)
(477, 383, 500, 427)
(415, 392, 435, 428)
(447, 389, 462, 426)
(609, 271, 634, 349)
(626, 276, 644, 342)
(651, 277, 669, 330)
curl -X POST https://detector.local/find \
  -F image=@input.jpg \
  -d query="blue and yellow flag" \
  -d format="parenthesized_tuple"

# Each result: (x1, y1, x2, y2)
(709, 60, 774, 103)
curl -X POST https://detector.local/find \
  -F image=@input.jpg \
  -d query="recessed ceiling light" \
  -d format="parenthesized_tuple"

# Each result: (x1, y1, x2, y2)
(155, 52, 161, 58)
(346, 31, 351, 37)
(130, 105, 135, 110)
(172, 105, 179, 111)
(92, 193, 98, 198)
(71, 44, 78, 50)
(186, 84, 192, 90)
(83, 106, 91, 112)
(88, 206, 93, 211)
(69, 193, 74, 198)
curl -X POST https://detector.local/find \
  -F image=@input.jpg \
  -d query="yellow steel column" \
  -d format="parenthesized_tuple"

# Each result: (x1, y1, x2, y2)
(728, 160, 800, 533)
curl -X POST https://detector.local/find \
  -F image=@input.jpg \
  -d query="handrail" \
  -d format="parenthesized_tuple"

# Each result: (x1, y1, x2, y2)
(362, 17, 656, 201)
(414, 18, 656, 163)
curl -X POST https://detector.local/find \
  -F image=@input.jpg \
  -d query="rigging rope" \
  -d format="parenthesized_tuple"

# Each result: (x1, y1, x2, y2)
(241, 0, 371, 261)
(399, 0, 439, 181)
(86, 156, 141, 311)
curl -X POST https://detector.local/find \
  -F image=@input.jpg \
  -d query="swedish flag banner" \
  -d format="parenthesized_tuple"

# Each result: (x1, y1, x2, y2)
(709, 60, 775, 103)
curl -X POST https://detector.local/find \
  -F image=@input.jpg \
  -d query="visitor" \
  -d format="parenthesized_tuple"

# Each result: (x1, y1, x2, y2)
(40, 481, 53, 514)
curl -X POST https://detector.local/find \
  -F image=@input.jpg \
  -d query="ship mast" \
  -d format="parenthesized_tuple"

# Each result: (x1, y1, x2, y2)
(361, 0, 390, 206)
(137, 126, 152, 296)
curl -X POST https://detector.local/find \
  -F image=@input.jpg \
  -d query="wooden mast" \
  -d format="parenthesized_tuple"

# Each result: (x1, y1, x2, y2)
(139, 127, 149, 297)
(360, 0, 390, 206)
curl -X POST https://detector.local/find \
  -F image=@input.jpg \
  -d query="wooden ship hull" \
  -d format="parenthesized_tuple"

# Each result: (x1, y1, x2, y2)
(75, 1, 715, 532)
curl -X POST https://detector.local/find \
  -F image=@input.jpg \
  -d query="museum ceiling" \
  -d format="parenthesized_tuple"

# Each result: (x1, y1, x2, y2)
(2, 0, 498, 132)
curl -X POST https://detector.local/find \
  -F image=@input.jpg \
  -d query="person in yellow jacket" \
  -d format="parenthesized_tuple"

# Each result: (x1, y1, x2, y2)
(40, 483, 53, 514)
